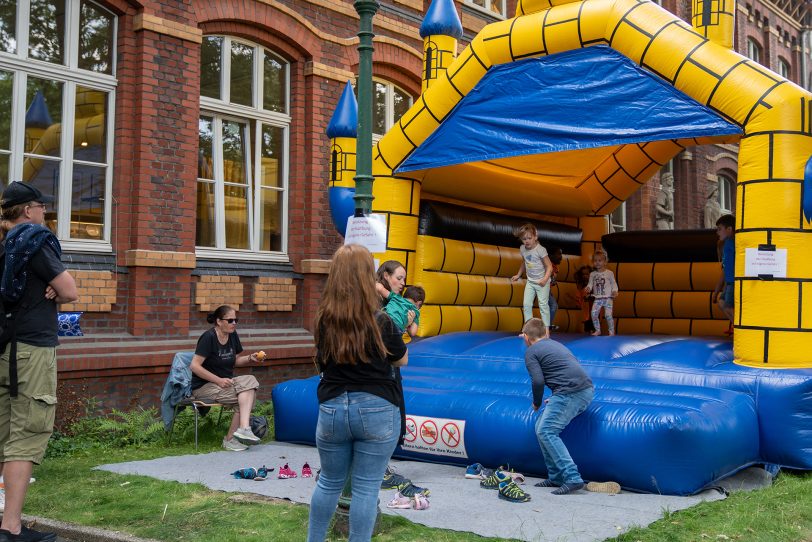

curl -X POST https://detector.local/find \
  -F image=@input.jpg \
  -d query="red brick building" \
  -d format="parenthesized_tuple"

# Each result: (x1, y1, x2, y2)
(0, 0, 808, 413)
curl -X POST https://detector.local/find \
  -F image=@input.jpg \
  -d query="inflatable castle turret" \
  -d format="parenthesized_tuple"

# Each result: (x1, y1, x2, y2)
(691, 0, 735, 49)
(326, 81, 358, 236)
(419, 0, 464, 92)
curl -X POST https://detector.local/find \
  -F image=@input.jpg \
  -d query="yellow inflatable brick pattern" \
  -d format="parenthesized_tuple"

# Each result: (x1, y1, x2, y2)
(352, 0, 812, 368)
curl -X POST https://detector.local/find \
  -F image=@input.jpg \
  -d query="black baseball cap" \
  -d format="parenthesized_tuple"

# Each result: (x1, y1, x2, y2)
(1, 182, 54, 209)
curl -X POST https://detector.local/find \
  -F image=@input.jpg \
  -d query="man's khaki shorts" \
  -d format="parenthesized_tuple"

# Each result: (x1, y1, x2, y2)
(192, 374, 259, 407)
(0, 342, 57, 464)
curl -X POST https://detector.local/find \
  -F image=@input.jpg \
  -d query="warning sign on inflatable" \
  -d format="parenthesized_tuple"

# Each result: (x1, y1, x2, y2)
(399, 414, 467, 459)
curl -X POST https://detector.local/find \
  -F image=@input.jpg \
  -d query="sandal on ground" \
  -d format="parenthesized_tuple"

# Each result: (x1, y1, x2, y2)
(510, 472, 526, 485)
(412, 493, 430, 510)
(498, 480, 531, 503)
(386, 492, 413, 509)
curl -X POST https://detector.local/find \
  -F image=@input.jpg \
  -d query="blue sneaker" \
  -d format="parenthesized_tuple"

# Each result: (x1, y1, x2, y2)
(465, 463, 493, 479)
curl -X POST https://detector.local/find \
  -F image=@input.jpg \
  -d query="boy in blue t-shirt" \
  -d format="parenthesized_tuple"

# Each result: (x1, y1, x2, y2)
(713, 214, 735, 334)
(381, 285, 425, 337)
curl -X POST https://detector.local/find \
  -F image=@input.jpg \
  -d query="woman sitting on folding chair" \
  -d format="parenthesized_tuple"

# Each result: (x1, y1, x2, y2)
(191, 305, 264, 451)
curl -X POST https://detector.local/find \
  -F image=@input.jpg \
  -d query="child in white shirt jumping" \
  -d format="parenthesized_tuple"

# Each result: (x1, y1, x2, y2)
(584, 249, 618, 336)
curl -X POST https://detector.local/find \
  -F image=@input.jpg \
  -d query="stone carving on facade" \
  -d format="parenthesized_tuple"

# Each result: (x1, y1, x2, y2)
(654, 172, 675, 230)
(704, 185, 723, 229)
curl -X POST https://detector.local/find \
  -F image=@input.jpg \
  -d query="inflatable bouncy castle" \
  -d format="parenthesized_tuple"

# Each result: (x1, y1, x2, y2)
(274, 0, 812, 494)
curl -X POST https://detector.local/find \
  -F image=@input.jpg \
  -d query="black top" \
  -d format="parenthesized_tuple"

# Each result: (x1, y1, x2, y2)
(316, 312, 407, 406)
(13, 244, 65, 347)
(191, 328, 243, 390)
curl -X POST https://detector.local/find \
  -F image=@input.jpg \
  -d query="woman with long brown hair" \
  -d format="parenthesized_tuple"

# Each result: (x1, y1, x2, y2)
(307, 245, 407, 542)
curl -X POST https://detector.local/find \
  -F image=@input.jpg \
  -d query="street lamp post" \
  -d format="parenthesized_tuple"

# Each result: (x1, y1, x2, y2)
(331, 0, 381, 534)
(352, 0, 379, 216)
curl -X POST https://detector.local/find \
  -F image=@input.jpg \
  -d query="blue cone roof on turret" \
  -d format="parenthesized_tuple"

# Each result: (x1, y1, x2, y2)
(326, 81, 358, 138)
(25, 90, 53, 129)
(420, 0, 463, 39)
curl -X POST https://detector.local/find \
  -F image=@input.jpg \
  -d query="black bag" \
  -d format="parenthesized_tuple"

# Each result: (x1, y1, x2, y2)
(250, 415, 269, 439)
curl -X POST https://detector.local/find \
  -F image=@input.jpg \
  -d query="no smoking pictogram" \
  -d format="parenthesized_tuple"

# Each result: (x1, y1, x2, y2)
(441, 422, 461, 448)
(420, 420, 438, 445)
(404, 417, 417, 443)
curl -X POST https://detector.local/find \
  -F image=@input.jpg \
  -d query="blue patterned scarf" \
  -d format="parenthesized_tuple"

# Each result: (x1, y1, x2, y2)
(1, 223, 62, 304)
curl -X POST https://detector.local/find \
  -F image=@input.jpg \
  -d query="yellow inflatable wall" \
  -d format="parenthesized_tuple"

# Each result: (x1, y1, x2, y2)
(333, 0, 812, 368)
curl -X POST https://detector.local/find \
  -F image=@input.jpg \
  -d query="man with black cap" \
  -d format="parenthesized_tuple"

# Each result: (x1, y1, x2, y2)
(0, 182, 77, 542)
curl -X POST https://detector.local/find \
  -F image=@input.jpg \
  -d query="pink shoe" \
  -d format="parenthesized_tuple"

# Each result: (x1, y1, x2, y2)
(278, 463, 297, 479)
(301, 463, 313, 478)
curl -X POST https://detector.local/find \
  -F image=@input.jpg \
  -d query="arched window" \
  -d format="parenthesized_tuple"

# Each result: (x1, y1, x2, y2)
(197, 36, 290, 258)
(0, 0, 116, 248)
(746, 38, 761, 64)
(372, 80, 413, 140)
(718, 174, 734, 214)
(777, 58, 790, 80)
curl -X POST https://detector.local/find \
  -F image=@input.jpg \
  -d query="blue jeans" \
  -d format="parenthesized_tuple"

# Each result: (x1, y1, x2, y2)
(307, 392, 400, 542)
(523, 281, 550, 326)
(535, 387, 594, 485)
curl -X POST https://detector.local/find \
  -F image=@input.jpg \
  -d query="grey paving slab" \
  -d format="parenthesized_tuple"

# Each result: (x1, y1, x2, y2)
(96, 441, 753, 542)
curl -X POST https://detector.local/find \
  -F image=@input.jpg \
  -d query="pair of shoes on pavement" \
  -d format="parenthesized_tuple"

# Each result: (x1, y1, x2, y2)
(386, 491, 430, 510)
(481, 470, 530, 502)
(0, 525, 57, 542)
(277, 463, 313, 479)
(231, 465, 274, 481)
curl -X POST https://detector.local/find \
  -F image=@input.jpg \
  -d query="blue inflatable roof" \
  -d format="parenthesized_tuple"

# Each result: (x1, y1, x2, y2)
(420, 0, 463, 39)
(25, 90, 53, 129)
(397, 46, 743, 173)
(326, 81, 357, 139)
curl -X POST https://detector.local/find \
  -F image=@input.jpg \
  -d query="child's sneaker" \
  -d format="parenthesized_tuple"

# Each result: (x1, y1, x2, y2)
(301, 463, 313, 478)
(381, 466, 410, 490)
(465, 463, 493, 479)
(480, 469, 510, 490)
(397, 481, 430, 497)
(278, 463, 297, 479)
(585, 481, 621, 495)
(498, 479, 531, 502)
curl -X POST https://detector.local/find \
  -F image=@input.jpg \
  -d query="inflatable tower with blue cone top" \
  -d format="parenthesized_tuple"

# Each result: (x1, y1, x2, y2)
(326, 81, 358, 236)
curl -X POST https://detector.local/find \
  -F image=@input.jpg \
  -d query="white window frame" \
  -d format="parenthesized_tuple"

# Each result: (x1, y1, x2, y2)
(371, 79, 414, 143)
(610, 202, 626, 232)
(463, 0, 507, 19)
(196, 36, 291, 263)
(0, 0, 117, 252)
(718, 174, 733, 213)
(746, 38, 761, 64)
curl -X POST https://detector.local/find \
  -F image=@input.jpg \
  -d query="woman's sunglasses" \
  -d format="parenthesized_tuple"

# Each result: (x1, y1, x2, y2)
(220, 318, 239, 324)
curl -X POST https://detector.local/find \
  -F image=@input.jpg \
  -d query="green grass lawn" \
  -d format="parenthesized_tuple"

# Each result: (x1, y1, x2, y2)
(24, 443, 812, 542)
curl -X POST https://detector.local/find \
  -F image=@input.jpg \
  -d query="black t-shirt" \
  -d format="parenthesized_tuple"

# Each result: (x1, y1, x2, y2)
(191, 328, 243, 390)
(316, 312, 407, 407)
(11, 244, 65, 347)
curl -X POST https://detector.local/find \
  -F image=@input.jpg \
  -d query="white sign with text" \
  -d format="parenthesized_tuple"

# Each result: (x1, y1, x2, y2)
(400, 414, 468, 459)
(744, 247, 787, 278)
(343, 214, 387, 253)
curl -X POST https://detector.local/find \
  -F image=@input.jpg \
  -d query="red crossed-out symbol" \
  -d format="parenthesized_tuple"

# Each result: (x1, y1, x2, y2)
(441, 422, 461, 448)
(404, 417, 417, 443)
(420, 420, 438, 445)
